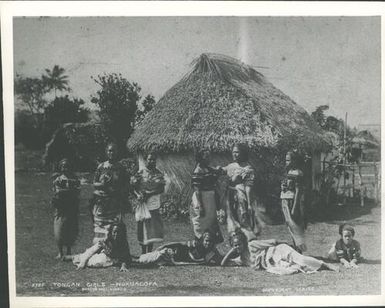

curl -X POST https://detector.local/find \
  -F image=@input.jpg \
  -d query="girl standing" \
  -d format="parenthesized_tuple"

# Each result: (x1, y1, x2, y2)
(132, 153, 166, 254)
(280, 150, 306, 252)
(190, 150, 224, 244)
(52, 158, 80, 259)
(91, 143, 128, 244)
(223, 144, 263, 240)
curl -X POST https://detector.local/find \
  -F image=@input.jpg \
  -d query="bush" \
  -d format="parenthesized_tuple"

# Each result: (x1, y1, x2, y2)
(44, 122, 108, 172)
(91, 73, 156, 157)
(15, 110, 44, 149)
(159, 194, 190, 221)
(91, 73, 140, 157)
(42, 95, 89, 143)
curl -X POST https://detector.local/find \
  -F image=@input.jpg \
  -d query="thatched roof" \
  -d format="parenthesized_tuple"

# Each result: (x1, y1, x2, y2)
(127, 53, 328, 154)
(352, 130, 380, 148)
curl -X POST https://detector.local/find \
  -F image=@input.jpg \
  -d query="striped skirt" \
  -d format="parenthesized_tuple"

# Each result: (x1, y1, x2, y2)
(191, 190, 223, 243)
(137, 209, 164, 245)
(92, 195, 121, 244)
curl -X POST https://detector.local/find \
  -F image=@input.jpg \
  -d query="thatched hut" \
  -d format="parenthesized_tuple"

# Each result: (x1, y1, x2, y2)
(127, 53, 329, 208)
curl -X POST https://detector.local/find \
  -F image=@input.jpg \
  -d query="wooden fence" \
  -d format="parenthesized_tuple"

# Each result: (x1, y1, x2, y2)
(322, 161, 380, 206)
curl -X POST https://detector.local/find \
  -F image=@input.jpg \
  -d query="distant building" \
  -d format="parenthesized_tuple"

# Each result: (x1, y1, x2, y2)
(358, 124, 380, 142)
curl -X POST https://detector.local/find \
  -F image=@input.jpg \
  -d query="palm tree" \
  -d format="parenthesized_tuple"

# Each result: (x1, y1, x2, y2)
(42, 65, 71, 97)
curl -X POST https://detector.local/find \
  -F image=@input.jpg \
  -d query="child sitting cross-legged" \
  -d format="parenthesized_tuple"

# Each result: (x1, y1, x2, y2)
(327, 223, 362, 269)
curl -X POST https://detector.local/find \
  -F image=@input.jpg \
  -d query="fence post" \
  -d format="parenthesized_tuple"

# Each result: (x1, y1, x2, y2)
(374, 162, 379, 205)
(352, 164, 355, 198)
(358, 163, 364, 207)
(322, 157, 326, 173)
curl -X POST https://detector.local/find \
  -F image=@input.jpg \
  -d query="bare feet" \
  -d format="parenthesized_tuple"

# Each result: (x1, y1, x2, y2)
(62, 255, 74, 262)
(55, 253, 64, 260)
(324, 262, 340, 272)
(76, 262, 86, 270)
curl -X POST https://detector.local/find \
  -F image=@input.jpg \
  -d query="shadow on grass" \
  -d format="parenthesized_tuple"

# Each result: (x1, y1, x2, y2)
(264, 198, 380, 226)
(307, 199, 380, 224)
(362, 259, 381, 265)
(313, 256, 381, 265)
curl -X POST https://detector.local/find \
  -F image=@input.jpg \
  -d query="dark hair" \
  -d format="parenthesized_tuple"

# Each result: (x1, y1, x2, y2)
(197, 229, 215, 252)
(229, 228, 248, 248)
(58, 158, 69, 167)
(194, 149, 210, 164)
(108, 222, 131, 263)
(201, 230, 214, 241)
(56, 158, 72, 172)
(106, 142, 117, 150)
(233, 143, 249, 161)
(109, 222, 126, 239)
(145, 152, 157, 160)
(339, 223, 355, 236)
(286, 150, 302, 169)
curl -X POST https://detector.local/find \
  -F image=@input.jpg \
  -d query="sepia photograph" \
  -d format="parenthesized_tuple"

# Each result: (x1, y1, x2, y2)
(2, 1, 384, 307)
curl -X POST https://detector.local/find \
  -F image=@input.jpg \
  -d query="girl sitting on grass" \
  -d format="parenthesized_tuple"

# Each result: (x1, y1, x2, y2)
(327, 223, 362, 269)
(136, 230, 223, 266)
(52, 158, 80, 259)
(63, 222, 131, 272)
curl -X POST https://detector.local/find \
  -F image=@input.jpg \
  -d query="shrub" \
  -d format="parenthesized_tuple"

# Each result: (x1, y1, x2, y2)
(159, 194, 190, 221)
(15, 110, 44, 149)
(42, 95, 89, 143)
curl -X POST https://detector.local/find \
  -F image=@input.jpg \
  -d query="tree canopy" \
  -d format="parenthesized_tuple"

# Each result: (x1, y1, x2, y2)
(90, 73, 155, 157)
(42, 95, 89, 142)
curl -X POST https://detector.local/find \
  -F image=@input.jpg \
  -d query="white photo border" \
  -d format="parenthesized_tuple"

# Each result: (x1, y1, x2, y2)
(1, 1, 385, 307)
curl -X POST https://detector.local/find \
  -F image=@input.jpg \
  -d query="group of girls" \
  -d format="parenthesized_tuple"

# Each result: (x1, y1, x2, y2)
(52, 142, 362, 274)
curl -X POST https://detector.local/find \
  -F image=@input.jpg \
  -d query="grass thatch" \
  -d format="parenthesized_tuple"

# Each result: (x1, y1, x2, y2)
(353, 130, 380, 148)
(127, 53, 329, 154)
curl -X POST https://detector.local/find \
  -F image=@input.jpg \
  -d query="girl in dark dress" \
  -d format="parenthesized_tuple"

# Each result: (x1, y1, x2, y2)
(52, 158, 80, 259)
(327, 224, 362, 269)
(91, 143, 129, 244)
(191, 150, 224, 244)
(280, 150, 306, 252)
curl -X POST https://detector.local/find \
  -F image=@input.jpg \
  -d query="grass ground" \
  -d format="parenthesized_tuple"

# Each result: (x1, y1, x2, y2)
(15, 172, 381, 296)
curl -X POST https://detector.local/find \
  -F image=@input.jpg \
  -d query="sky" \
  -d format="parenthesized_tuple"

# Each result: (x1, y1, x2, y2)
(13, 16, 380, 128)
